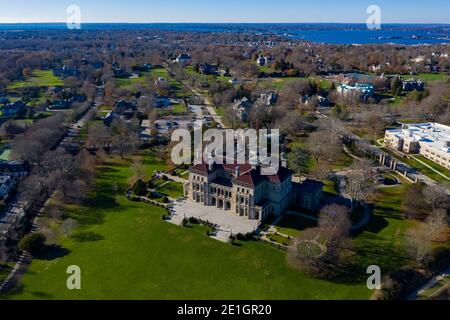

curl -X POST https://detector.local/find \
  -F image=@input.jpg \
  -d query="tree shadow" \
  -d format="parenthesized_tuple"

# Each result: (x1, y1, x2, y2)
(71, 231, 104, 243)
(35, 245, 71, 261)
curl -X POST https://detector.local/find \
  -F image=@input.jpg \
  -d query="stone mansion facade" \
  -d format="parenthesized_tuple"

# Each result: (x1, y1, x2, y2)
(187, 162, 324, 222)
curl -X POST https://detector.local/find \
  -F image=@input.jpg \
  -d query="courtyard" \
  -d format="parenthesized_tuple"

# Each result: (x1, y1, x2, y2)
(169, 199, 260, 236)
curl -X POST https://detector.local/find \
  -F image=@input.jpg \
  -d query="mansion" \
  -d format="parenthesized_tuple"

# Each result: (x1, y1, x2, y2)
(187, 162, 324, 222)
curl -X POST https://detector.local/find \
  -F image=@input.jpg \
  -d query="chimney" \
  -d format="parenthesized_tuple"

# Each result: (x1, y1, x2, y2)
(235, 166, 240, 177)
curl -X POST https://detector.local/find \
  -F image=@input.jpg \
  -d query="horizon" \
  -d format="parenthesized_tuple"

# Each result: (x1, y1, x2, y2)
(1, 0, 450, 24)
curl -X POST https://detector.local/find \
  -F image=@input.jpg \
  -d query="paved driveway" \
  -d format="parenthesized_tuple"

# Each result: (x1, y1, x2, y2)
(170, 199, 259, 235)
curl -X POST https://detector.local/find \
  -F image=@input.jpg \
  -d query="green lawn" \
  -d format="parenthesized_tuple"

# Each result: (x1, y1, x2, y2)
(415, 73, 449, 83)
(156, 181, 184, 199)
(115, 72, 152, 89)
(404, 156, 450, 189)
(8, 70, 64, 90)
(352, 185, 418, 274)
(0, 149, 11, 161)
(275, 214, 317, 238)
(3, 150, 372, 300)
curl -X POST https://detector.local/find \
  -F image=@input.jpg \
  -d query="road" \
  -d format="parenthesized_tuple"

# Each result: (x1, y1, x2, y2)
(183, 83, 228, 129)
(0, 102, 98, 249)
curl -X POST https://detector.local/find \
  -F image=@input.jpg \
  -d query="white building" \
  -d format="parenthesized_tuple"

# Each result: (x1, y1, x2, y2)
(384, 123, 450, 170)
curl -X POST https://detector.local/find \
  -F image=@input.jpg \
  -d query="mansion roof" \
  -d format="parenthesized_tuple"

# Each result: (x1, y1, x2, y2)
(190, 162, 293, 188)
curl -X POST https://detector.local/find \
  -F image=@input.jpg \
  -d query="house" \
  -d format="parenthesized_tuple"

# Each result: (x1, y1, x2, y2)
(258, 92, 278, 106)
(0, 96, 9, 105)
(155, 77, 167, 85)
(103, 112, 120, 127)
(0, 175, 15, 199)
(113, 100, 136, 114)
(402, 79, 425, 92)
(174, 54, 192, 65)
(140, 128, 153, 142)
(199, 64, 219, 75)
(232, 97, 252, 121)
(152, 94, 171, 108)
(256, 55, 272, 67)
(0, 101, 27, 118)
(292, 179, 324, 212)
(317, 95, 330, 107)
(53, 65, 80, 79)
(0, 160, 30, 178)
(337, 83, 375, 101)
(187, 162, 324, 221)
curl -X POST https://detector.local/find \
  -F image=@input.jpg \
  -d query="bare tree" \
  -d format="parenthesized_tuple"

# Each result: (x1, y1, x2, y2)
(60, 218, 80, 237)
(425, 209, 448, 242)
(423, 185, 449, 212)
(406, 227, 433, 268)
(344, 161, 375, 209)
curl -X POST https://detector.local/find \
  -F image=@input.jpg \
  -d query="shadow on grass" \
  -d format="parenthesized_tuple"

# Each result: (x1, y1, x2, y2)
(35, 245, 71, 261)
(71, 231, 105, 243)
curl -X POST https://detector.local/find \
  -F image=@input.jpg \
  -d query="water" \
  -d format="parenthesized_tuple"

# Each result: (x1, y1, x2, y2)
(0, 23, 450, 45)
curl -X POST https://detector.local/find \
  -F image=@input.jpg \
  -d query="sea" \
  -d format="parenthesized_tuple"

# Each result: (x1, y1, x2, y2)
(1, 23, 450, 45)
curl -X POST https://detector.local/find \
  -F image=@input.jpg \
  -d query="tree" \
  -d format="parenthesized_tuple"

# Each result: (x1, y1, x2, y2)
(406, 227, 433, 268)
(306, 130, 330, 164)
(423, 185, 448, 212)
(425, 209, 448, 242)
(404, 183, 428, 220)
(344, 161, 375, 209)
(18, 233, 46, 256)
(133, 180, 148, 196)
(60, 218, 80, 237)
(287, 145, 310, 176)
(131, 157, 145, 182)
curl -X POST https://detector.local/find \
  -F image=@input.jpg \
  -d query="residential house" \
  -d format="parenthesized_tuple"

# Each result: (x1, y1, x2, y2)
(0, 175, 15, 199)
(199, 64, 219, 75)
(174, 54, 192, 65)
(0, 101, 27, 118)
(402, 79, 425, 92)
(258, 92, 278, 106)
(337, 83, 375, 101)
(232, 97, 252, 121)
(0, 160, 30, 178)
(53, 65, 80, 79)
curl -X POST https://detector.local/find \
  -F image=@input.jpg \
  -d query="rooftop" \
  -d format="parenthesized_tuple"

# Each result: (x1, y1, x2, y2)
(387, 123, 450, 153)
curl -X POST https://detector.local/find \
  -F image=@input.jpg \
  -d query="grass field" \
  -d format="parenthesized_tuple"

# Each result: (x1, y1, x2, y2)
(415, 73, 449, 83)
(156, 181, 184, 199)
(8, 70, 64, 90)
(2, 150, 375, 300)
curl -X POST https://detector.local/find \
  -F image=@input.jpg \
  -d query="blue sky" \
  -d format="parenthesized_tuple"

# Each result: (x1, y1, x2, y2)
(0, 0, 449, 24)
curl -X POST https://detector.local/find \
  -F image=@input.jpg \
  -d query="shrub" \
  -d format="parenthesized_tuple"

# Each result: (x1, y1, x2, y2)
(18, 233, 46, 256)
(133, 180, 147, 196)
(162, 197, 170, 203)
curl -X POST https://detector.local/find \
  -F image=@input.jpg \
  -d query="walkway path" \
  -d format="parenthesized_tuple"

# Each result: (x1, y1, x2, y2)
(411, 155, 450, 181)
(408, 266, 450, 300)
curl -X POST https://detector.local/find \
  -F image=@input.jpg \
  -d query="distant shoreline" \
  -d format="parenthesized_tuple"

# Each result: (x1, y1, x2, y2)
(1, 23, 450, 45)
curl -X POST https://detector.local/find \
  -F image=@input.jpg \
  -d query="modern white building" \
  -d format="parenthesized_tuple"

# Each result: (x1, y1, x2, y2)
(384, 123, 450, 170)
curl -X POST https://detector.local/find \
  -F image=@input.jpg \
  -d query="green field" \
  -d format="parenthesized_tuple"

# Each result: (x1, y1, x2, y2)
(415, 73, 449, 83)
(0, 149, 11, 161)
(2, 151, 375, 300)
(156, 181, 184, 199)
(8, 70, 64, 90)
